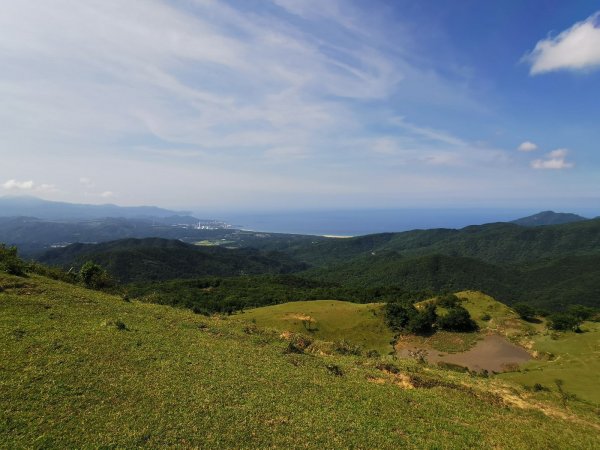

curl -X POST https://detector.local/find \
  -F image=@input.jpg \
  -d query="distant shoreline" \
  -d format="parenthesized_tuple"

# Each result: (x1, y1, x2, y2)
(322, 235, 354, 238)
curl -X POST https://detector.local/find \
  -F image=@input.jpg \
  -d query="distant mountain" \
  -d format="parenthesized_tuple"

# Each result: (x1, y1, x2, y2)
(0, 195, 193, 221)
(510, 210, 587, 227)
(39, 238, 307, 283)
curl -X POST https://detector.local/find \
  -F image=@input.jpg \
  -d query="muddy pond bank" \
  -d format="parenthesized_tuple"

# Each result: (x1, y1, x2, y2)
(397, 334, 531, 373)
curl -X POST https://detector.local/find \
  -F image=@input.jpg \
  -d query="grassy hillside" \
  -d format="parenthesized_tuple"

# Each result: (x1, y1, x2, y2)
(500, 322, 600, 404)
(238, 300, 394, 354)
(2, 273, 599, 448)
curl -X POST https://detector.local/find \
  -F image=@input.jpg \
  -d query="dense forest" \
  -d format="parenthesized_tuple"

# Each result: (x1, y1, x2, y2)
(24, 217, 600, 314)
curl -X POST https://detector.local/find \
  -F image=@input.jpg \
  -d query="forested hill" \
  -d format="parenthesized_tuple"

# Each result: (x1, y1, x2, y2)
(303, 252, 600, 310)
(510, 210, 588, 227)
(285, 219, 600, 266)
(39, 238, 306, 283)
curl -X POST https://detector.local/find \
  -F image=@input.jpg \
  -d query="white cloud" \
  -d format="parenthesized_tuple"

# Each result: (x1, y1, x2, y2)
(531, 148, 574, 170)
(1, 179, 57, 192)
(518, 141, 538, 152)
(2, 179, 34, 190)
(525, 12, 600, 74)
(100, 191, 115, 199)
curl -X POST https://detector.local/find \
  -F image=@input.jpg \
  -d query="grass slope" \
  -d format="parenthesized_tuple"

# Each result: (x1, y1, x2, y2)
(1, 274, 599, 448)
(500, 322, 600, 404)
(238, 300, 393, 354)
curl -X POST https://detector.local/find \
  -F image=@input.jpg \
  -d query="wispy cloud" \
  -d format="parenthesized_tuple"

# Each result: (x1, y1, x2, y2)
(525, 12, 600, 74)
(0, 0, 579, 208)
(531, 148, 574, 170)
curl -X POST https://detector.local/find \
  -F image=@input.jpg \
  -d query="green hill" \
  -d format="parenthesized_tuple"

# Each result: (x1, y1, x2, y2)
(510, 211, 588, 227)
(287, 219, 600, 266)
(238, 300, 394, 354)
(302, 253, 600, 310)
(500, 321, 600, 404)
(39, 238, 306, 283)
(1, 272, 599, 447)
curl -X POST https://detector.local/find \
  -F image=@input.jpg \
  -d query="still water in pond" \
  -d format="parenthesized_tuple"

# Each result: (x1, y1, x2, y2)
(398, 334, 531, 373)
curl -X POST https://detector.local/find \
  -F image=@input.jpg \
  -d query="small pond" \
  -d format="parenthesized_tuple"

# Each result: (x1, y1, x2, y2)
(398, 334, 531, 373)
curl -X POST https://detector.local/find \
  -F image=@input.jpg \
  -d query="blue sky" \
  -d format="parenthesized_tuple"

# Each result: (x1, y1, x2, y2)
(0, 0, 599, 211)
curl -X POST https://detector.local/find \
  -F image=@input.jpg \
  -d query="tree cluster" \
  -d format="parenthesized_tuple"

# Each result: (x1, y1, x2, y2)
(385, 296, 478, 335)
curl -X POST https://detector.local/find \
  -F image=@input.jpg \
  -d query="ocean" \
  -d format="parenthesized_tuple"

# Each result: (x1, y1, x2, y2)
(216, 208, 552, 236)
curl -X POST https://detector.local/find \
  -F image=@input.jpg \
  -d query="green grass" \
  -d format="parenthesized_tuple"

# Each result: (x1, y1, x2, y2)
(500, 322, 600, 404)
(237, 300, 394, 355)
(1, 273, 599, 448)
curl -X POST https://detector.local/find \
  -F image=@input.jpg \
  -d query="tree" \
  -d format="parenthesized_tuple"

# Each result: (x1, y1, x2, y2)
(79, 261, 112, 289)
(567, 305, 596, 322)
(0, 244, 26, 276)
(437, 306, 477, 332)
(513, 303, 536, 322)
(384, 302, 413, 331)
(548, 313, 581, 332)
(385, 301, 437, 335)
(407, 303, 437, 334)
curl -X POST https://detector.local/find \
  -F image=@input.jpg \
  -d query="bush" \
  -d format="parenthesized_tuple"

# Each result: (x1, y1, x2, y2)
(480, 313, 491, 321)
(437, 294, 460, 308)
(384, 302, 413, 330)
(366, 349, 380, 358)
(513, 303, 536, 321)
(326, 364, 344, 376)
(385, 301, 437, 334)
(567, 305, 596, 322)
(79, 261, 113, 289)
(407, 303, 437, 334)
(437, 306, 477, 332)
(548, 313, 581, 331)
(333, 339, 362, 356)
(284, 334, 313, 354)
(0, 244, 26, 276)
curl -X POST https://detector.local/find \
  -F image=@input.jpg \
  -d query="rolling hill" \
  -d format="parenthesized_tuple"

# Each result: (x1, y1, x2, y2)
(38, 238, 307, 283)
(0, 195, 191, 220)
(285, 219, 600, 266)
(510, 210, 588, 227)
(1, 271, 599, 447)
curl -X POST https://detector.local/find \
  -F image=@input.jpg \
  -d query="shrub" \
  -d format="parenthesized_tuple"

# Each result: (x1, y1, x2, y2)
(0, 244, 26, 276)
(513, 303, 536, 321)
(326, 364, 344, 376)
(79, 261, 113, 289)
(548, 313, 581, 331)
(384, 302, 413, 330)
(567, 305, 596, 322)
(437, 294, 460, 308)
(284, 334, 313, 354)
(533, 383, 549, 392)
(437, 306, 477, 332)
(333, 339, 362, 356)
(480, 313, 491, 321)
